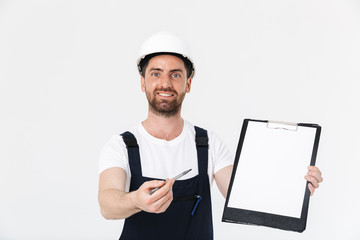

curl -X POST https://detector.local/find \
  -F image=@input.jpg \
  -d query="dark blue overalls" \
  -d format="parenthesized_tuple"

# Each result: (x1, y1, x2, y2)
(120, 126, 213, 240)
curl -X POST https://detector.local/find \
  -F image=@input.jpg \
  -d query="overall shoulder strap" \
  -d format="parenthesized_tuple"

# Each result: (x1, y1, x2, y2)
(194, 126, 209, 175)
(121, 131, 142, 176)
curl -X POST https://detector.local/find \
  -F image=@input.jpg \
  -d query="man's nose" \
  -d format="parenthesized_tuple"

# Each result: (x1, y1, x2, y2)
(159, 75, 172, 87)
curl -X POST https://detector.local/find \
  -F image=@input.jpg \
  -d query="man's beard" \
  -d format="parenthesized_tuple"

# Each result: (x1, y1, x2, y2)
(146, 87, 186, 118)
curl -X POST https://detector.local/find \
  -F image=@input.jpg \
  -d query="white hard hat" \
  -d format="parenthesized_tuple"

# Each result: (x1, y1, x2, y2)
(137, 32, 195, 78)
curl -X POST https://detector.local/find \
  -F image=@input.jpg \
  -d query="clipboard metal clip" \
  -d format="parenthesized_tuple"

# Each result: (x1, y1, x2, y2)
(267, 120, 298, 131)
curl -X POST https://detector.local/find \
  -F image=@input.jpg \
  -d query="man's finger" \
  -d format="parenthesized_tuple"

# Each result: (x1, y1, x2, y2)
(144, 180, 165, 189)
(307, 166, 323, 183)
(155, 191, 173, 213)
(305, 175, 320, 188)
(149, 178, 174, 199)
(308, 183, 315, 196)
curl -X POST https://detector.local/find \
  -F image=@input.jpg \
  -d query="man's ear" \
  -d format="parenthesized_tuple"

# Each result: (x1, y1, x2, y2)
(141, 76, 145, 92)
(186, 77, 192, 93)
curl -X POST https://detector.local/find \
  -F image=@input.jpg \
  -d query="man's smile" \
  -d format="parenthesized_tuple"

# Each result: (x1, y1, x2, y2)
(157, 92, 174, 97)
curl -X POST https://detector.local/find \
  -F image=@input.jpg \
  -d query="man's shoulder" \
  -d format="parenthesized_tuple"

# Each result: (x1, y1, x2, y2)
(117, 123, 143, 140)
(184, 120, 220, 142)
(102, 134, 127, 151)
(119, 123, 142, 135)
(101, 124, 142, 150)
(184, 120, 208, 132)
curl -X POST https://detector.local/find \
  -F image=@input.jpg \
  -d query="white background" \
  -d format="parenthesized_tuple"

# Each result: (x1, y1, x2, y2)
(0, 0, 359, 239)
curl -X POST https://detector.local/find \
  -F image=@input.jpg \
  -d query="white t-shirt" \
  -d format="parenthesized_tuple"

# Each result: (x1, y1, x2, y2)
(98, 120, 233, 191)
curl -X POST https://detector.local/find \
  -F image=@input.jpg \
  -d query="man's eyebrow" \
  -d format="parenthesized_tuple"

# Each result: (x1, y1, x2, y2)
(148, 68, 184, 73)
(169, 69, 184, 73)
(149, 68, 163, 72)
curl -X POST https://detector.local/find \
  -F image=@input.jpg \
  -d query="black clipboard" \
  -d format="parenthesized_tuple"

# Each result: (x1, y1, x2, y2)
(222, 119, 321, 232)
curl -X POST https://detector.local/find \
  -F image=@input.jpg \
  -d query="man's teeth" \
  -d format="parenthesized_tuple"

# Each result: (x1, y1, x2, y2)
(158, 93, 173, 97)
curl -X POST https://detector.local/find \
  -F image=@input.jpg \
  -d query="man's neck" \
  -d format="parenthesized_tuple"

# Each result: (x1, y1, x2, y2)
(142, 111, 184, 141)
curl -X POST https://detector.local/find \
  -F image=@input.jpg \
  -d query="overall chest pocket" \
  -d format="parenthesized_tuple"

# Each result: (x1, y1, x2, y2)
(173, 194, 202, 216)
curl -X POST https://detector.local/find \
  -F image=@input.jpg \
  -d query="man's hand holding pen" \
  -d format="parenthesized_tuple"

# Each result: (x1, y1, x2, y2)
(132, 179, 175, 214)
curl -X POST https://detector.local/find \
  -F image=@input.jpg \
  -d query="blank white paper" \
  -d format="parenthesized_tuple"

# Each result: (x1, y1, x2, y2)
(227, 121, 316, 218)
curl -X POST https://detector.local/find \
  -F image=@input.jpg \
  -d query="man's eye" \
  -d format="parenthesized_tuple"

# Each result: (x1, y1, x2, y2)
(152, 73, 159, 77)
(173, 74, 180, 78)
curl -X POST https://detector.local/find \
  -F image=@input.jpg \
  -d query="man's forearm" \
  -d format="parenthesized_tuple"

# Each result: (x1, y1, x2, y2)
(98, 188, 141, 220)
(214, 165, 233, 198)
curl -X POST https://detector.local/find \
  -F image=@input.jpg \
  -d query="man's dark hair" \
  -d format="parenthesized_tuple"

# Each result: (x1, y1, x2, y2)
(139, 52, 194, 79)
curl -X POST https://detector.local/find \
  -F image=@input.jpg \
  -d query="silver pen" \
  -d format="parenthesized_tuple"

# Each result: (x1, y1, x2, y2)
(148, 169, 192, 195)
